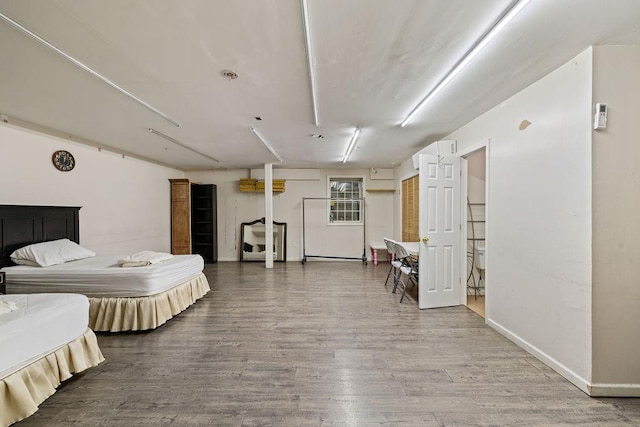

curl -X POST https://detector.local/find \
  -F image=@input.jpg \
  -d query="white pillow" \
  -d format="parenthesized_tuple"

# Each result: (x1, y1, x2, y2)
(10, 238, 96, 267)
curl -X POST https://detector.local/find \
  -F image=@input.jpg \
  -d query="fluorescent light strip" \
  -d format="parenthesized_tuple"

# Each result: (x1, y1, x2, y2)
(342, 127, 361, 163)
(400, 0, 531, 127)
(0, 12, 181, 128)
(148, 128, 219, 163)
(250, 127, 283, 162)
(301, 0, 319, 126)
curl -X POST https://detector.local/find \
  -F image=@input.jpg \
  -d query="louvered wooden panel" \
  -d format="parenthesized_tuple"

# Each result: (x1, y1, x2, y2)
(402, 175, 419, 242)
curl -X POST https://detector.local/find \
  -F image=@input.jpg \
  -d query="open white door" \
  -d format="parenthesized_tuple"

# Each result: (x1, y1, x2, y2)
(418, 154, 462, 309)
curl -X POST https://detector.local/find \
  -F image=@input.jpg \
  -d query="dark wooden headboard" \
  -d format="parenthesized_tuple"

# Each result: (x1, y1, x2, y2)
(0, 205, 81, 267)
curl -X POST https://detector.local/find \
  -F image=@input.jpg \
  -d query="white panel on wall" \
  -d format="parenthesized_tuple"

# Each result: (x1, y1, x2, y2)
(591, 45, 640, 394)
(448, 48, 593, 390)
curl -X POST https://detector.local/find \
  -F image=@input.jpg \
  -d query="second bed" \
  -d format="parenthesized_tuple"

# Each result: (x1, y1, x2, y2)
(3, 254, 210, 332)
(0, 204, 210, 333)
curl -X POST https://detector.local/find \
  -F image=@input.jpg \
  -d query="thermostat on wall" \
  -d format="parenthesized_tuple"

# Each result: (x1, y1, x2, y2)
(594, 103, 608, 130)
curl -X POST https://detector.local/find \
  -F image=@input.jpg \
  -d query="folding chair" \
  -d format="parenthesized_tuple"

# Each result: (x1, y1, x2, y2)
(383, 238, 403, 290)
(391, 241, 419, 303)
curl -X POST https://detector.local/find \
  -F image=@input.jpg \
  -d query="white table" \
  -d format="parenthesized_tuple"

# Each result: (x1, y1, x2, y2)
(398, 241, 419, 255)
(371, 241, 419, 266)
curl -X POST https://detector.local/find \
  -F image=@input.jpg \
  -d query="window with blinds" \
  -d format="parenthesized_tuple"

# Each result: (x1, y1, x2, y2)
(402, 175, 419, 241)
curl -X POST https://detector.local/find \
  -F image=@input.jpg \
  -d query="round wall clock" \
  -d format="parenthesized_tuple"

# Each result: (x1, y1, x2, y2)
(52, 150, 75, 172)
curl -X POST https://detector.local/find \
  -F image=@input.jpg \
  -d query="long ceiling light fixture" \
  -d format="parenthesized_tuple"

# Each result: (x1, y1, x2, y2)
(148, 128, 219, 163)
(0, 12, 181, 128)
(400, 0, 531, 127)
(342, 127, 361, 163)
(250, 127, 283, 162)
(301, 0, 319, 126)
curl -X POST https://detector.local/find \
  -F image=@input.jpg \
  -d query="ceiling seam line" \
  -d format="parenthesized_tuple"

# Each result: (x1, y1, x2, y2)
(148, 128, 219, 163)
(250, 127, 283, 163)
(0, 11, 181, 128)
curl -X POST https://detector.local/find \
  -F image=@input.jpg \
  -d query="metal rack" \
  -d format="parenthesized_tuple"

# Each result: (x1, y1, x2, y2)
(301, 197, 367, 265)
(467, 199, 485, 298)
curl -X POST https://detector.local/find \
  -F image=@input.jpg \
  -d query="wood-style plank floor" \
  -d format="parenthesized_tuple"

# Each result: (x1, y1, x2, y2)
(466, 295, 485, 318)
(18, 262, 640, 426)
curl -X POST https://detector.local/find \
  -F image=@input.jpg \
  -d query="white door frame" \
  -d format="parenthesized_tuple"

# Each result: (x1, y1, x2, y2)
(460, 157, 468, 308)
(457, 139, 490, 319)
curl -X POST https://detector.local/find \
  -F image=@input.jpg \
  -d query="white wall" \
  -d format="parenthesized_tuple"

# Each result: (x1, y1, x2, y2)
(413, 49, 594, 391)
(187, 168, 394, 261)
(591, 45, 640, 395)
(0, 124, 182, 254)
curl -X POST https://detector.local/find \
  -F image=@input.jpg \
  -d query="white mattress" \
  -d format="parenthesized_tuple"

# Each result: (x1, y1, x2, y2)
(2, 254, 204, 297)
(0, 293, 89, 379)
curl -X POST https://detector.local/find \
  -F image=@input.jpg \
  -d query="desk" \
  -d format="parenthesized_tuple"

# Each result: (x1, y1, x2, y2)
(370, 242, 392, 265)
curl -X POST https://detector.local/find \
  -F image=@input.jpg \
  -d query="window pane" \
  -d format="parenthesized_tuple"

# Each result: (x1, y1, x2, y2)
(329, 177, 363, 223)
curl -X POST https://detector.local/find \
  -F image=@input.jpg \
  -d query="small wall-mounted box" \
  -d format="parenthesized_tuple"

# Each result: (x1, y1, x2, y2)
(594, 103, 608, 130)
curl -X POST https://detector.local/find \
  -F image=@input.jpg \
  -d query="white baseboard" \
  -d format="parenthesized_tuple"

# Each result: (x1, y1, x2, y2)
(589, 383, 640, 397)
(487, 321, 640, 397)
(487, 319, 591, 395)
(215, 257, 304, 262)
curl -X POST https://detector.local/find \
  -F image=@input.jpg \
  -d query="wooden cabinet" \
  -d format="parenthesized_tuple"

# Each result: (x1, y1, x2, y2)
(169, 179, 192, 255)
(169, 179, 218, 262)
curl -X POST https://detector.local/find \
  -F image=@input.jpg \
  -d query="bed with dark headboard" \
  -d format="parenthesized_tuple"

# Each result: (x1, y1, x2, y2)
(0, 205, 80, 268)
(0, 207, 105, 424)
(0, 204, 210, 332)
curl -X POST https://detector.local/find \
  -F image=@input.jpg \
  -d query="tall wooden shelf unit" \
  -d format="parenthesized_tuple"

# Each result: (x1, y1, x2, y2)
(169, 179, 218, 263)
(169, 179, 192, 255)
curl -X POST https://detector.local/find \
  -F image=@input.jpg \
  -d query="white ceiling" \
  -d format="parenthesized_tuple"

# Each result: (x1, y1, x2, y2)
(1, 0, 640, 170)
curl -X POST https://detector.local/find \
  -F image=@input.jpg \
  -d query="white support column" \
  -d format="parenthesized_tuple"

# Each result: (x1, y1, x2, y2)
(264, 163, 274, 268)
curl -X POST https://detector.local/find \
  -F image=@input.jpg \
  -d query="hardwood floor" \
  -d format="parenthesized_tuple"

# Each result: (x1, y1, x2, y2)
(18, 262, 640, 426)
(466, 295, 485, 318)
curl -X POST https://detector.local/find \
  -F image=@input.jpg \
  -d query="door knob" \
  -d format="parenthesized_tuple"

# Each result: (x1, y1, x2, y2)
(421, 237, 429, 243)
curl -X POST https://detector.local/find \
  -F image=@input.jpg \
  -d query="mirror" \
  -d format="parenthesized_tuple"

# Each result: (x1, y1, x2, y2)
(240, 218, 287, 262)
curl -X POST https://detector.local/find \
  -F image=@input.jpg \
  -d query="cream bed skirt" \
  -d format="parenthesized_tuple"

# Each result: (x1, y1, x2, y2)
(88, 272, 210, 332)
(0, 328, 104, 427)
